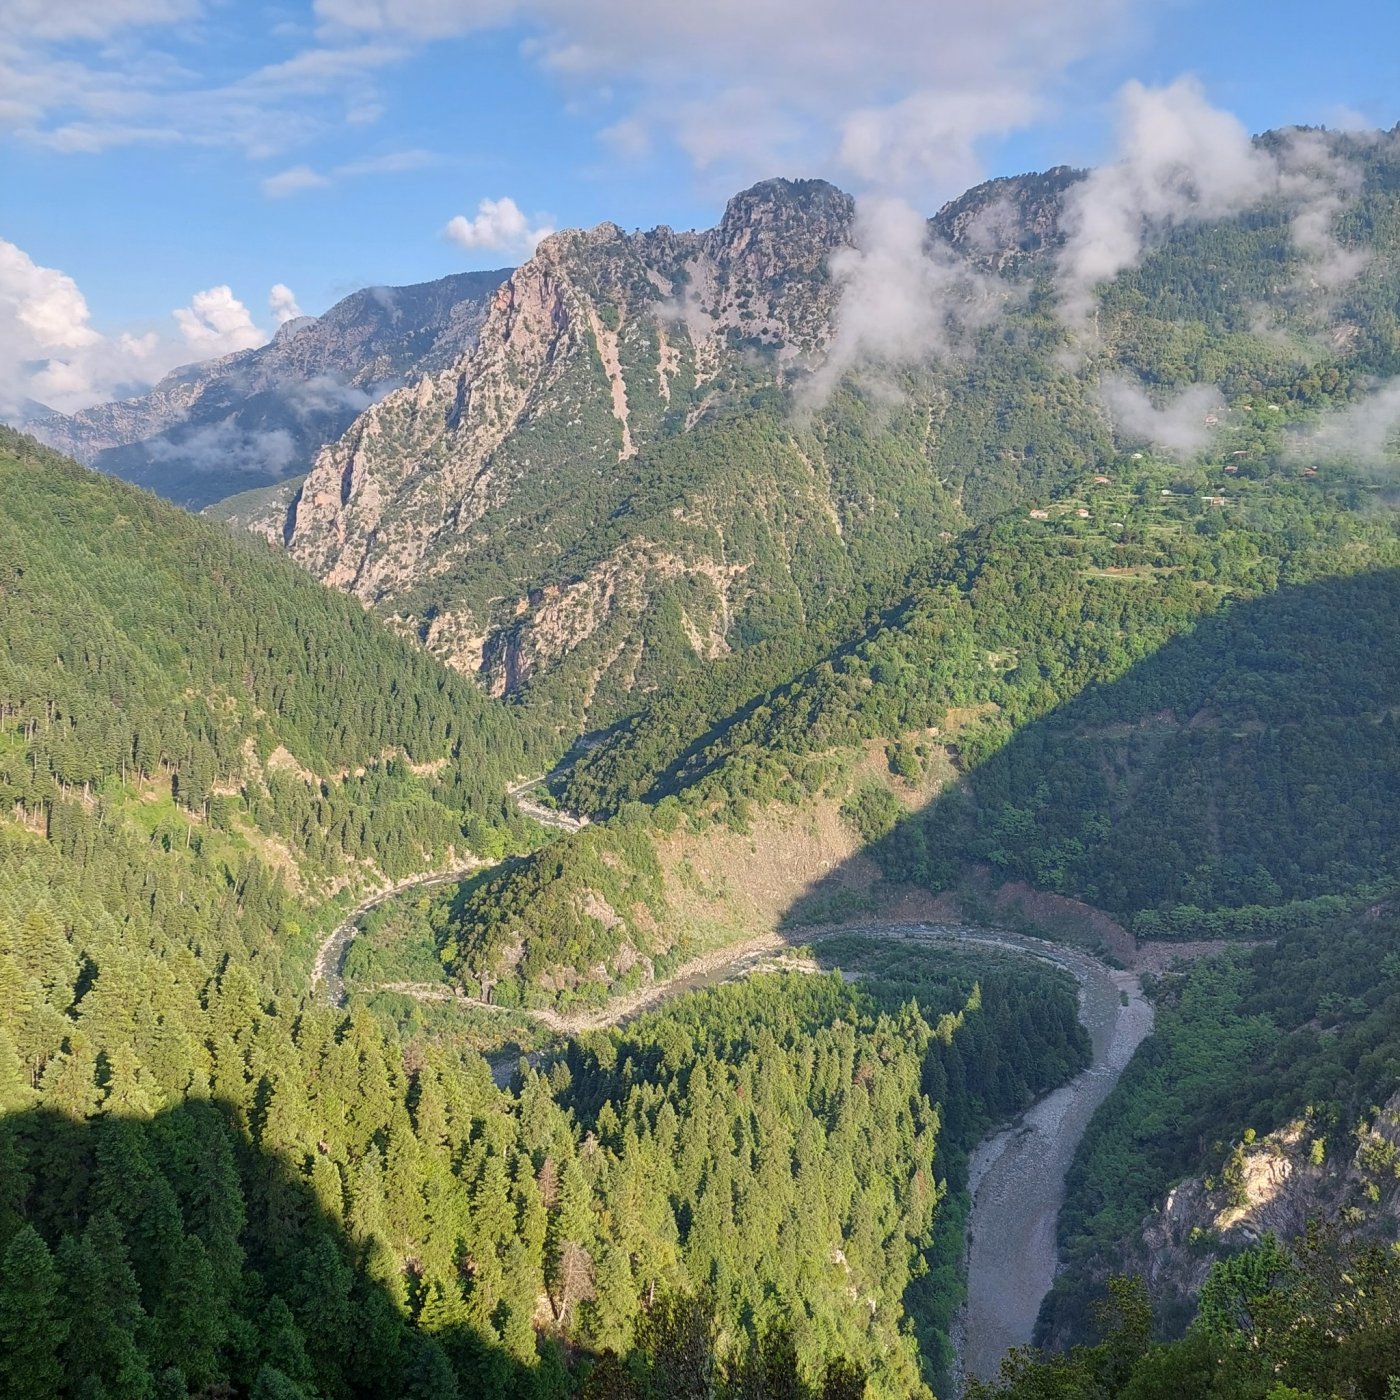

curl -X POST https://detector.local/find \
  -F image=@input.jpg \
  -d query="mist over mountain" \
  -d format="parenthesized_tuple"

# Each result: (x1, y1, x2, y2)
(16, 268, 511, 510)
(191, 125, 1396, 742)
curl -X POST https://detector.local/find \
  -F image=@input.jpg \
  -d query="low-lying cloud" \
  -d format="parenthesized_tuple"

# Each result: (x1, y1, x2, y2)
(800, 195, 1011, 408)
(1289, 378, 1400, 467)
(1055, 78, 1369, 329)
(280, 372, 385, 419)
(1098, 375, 1224, 457)
(142, 419, 300, 476)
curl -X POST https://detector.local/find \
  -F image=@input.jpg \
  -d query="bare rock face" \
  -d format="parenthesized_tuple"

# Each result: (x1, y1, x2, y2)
(21, 268, 511, 510)
(278, 179, 862, 724)
(1134, 1095, 1400, 1329)
(287, 248, 585, 599)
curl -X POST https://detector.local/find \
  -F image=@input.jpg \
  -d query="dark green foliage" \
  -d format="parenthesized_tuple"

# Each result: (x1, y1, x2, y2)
(469, 473, 1400, 993)
(0, 1222, 68, 1400)
(971, 1231, 1400, 1399)
(0, 756, 1093, 1400)
(0, 427, 547, 886)
(895, 568, 1400, 925)
(1041, 904, 1400, 1346)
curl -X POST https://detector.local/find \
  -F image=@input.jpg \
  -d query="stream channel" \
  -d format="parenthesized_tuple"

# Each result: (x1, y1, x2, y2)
(320, 881, 1153, 1388)
(947, 932, 1154, 1390)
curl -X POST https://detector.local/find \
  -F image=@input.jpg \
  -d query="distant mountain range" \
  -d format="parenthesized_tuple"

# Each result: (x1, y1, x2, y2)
(16, 267, 510, 509)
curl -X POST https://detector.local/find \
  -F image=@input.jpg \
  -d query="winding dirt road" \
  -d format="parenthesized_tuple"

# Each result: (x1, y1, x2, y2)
(311, 777, 587, 1007)
(311, 861, 486, 1007)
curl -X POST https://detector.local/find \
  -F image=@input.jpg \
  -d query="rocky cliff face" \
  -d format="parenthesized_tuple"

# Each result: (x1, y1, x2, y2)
(1130, 1097, 1400, 1333)
(23, 268, 511, 509)
(276, 180, 871, 727)
(266, 145, 1383, 728)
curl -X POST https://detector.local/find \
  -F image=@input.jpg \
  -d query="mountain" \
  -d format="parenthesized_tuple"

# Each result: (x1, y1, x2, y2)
(268, 176, 1118, 732)
(249, 134, 1400, 742)
(11, 125, 1400, 1399)
(19, 268, 511, 510)
(0, 423, 546, 898)
(928, 164, 1084, 269)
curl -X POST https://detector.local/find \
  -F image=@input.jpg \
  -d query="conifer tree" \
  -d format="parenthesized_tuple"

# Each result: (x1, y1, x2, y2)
(0, 1223, 69, 1400)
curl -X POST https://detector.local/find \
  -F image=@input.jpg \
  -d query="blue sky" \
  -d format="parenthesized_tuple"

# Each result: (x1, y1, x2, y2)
(1, 0, 1395, 412)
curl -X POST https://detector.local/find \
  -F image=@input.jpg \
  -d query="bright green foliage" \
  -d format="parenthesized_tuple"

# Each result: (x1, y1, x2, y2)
(461, 472, 1400, 992)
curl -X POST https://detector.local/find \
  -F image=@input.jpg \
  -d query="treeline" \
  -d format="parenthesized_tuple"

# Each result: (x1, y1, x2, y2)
(885, 565, 1400, 927)
(568, 476, 1395, 824)
(449, 472, 1400, 1002)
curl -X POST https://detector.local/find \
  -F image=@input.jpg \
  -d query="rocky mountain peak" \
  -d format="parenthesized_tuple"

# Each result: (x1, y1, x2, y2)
(20, 267, 511, 509)
(273, 315, 317, 342)
(711, 177, 854, 266)
(930, 165, 1085, 271)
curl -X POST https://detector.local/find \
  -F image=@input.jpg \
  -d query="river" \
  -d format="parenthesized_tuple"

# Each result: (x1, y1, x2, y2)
(315, 884, 1152, 1382)
(953, 935, 1154, 1389)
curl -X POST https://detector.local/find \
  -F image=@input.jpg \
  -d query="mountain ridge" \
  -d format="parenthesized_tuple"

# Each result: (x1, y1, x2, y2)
(18, 266, 513, 509)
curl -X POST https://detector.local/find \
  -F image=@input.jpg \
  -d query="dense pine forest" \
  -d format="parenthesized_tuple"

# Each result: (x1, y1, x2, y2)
(0, 428, 1095, 1396)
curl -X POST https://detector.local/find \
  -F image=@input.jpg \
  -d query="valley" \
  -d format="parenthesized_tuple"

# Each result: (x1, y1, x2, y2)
(6, 105, 1400, 1400)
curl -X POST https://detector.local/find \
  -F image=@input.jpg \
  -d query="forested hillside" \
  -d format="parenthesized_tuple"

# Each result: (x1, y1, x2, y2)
(0, 789, 1088, 1398)
(0, 425, 551, 895)
(0, 430, 1102, 1396)
(1037, 902, 1400, 1350)
(433, 453, 1400, 1008)
(247, 129, 1400, 747)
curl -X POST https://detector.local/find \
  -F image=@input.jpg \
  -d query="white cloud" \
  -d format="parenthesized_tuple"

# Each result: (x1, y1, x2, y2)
(1055, 78, 1369, 327)
(315, 0, 1138, 201)
(173, 286, 265, 356)
(261, 147, 437, 198)
(1056, 78, 1279, 324)
(0, 240, 103, 353)
(0, 0, 199, 43)
(143, 420, 300, 476)
(800, 195, 1010, 407)
(1290, 379, 1400, 467)
(3, 27, 408, 160)
(262, 165, 331, 198)
(1099, 375, 1224, 457)
(444, 197, 554, 256)
(838, 88, 1042, 196)
(0, 238, 283, 414)
(269, 284, 304, 324)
